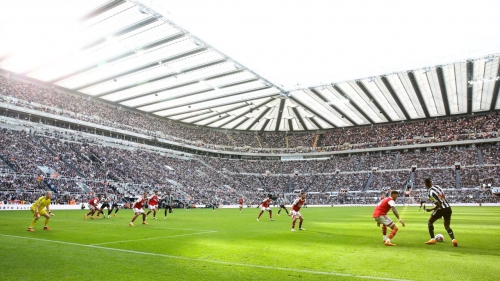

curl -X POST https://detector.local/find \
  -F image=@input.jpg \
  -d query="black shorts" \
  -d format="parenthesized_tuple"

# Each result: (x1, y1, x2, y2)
(280, 205, 286, 208)
(111, 203, 118, 208)
(101, 203, 110, 209)
(432, 207, 452, 220)
(420, 200, 426, 204)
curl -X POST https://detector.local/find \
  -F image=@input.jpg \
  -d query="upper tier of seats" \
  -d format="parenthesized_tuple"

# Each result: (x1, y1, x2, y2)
(1, 74, 499, 154)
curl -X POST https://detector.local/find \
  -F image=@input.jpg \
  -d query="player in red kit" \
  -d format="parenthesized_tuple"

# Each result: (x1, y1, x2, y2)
(146, 191, 159, 219)
(372, 190, 405, 246)
(291, 192, 306, 232)
(130, 192, 148, 226)
(84, 194, 102, 220)
(238, 197, 244, 213)
(256, 194, 274, 221)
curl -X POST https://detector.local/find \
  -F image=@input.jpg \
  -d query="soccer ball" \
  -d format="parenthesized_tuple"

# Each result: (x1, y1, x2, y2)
(435, 234, 444, 242)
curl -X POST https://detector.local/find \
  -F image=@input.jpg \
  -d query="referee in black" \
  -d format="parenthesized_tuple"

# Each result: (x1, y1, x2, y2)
(423, 178, 458, 247)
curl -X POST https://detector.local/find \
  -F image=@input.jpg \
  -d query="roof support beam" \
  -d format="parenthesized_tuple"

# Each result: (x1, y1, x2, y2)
(490, 62, 500, 111)
(245, 107, 272, 130)
(309, 89, 356, 126)
(260, 119, 271, 131)
(145, 85, 271, 112)
(436, 67, 451, 116)
(287, 119, 294, 132)
(274, 99, 286, 131)
(333, 85, 375, 124)
(203, 113, 234, 126)
(78, 0, 126, 22)
(160, 96, 274, 118)
(96, 58, 225, 98)
(355, 81, 391, 121)
(23, 17, 159, 76)
(77, 45, 204, 91)
(231, 117, 250, 130)
(407, 72, 430, 118)
(308, 117, 322, 130)
(466, 61, 473, 114)
(80, 17, 158, 51)
(49, 34, 187, 84)
(219, 78, 259, 89)
(177, 104, 248, 123)
(292, 107, 308, 130)
(218, 98, 273, 128)
(174, 111, 211, 121)
(290, 97, 337, 128)
(380, 77, 410, 120)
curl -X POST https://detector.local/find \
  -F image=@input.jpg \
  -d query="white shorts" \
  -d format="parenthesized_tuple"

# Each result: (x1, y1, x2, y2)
(291, 210, 302, 219)
(374, 215, 394, 227)
(239, 204, 243, 208)
(133, 208, 145, 214)
(261, 207, 270, 211)
(149, 204, 158, 210)
(89, 205, 98, 211)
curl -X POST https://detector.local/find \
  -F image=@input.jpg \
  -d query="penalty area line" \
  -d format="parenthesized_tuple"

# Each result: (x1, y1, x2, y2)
(0, 233, 414, 281)
(90, 230, 217, 246)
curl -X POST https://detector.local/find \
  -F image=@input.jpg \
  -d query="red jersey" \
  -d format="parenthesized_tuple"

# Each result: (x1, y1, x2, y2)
(88, 197, 100, 206)
(261, 198, 272, 208)
(291, 198, 306, 212)
(372, 197, 396, 218)
(133, 197, 147, 209)
(238, 198, 243, 205)
(148, 195, 159, 205)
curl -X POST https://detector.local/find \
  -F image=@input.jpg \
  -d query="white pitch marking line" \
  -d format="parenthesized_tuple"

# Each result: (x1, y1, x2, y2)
(90, 230, 217, 246)
(0, 233, 414, 281)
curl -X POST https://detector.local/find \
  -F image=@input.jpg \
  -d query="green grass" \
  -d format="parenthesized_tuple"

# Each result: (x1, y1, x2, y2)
(0, 206, 499, 281)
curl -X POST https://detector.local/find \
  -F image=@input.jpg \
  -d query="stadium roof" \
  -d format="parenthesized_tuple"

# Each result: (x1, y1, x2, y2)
(0, 0, 499, 132)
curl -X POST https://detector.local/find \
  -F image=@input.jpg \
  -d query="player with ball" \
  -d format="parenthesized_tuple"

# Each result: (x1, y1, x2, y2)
(423, 178, 458, 247)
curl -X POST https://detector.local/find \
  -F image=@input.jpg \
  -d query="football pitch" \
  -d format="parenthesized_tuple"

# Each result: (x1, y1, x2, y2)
(0, 206, 499, 281)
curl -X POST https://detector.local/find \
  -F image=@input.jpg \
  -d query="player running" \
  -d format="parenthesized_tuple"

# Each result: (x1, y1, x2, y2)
(211, 197, 219, 211)
(238, 197, 244, 212)
(164, 191, 173, 219)
(27, 191, 54, 232)
(290, 192, 306, 232)
(256, 194, 274, 221)
(146, 191, 160, 219)
(130, 192, 148, 226)
(372, 190, 405, 246)
(84, 194, 102, 220)
(423, 178, 458, 247)
(276, 194, 289, 216)
(418, 191, 426, 212)
(109, 193, 120, 217)
(98, 194, 111, 218)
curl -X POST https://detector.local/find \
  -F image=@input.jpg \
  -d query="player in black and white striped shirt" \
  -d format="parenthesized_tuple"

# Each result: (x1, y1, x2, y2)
(276, 195, 289, 216)
(423, 178, 458, 247)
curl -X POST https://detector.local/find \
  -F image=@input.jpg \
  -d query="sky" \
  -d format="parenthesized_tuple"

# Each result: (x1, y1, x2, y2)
(146, 0, 500, 90)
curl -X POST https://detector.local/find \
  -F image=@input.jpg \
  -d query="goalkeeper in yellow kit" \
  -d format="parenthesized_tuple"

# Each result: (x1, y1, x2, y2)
(28, 191, 54, 232)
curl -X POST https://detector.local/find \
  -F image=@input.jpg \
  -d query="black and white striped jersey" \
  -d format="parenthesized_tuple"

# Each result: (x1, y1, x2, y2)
(428, 185, 451, 209)
(277, 197, 284, 205)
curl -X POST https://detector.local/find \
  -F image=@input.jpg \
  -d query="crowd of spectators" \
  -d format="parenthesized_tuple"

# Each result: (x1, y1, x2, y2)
(1, 74, 499, 155)
(481, 145, 500, 165)
(1, 123, 499, 206)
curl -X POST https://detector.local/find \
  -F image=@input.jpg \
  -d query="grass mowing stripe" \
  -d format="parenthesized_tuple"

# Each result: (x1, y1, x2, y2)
(0, 233, 415, 281)
(9, 217, 217, 232)
(89, 230, 217, 245)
